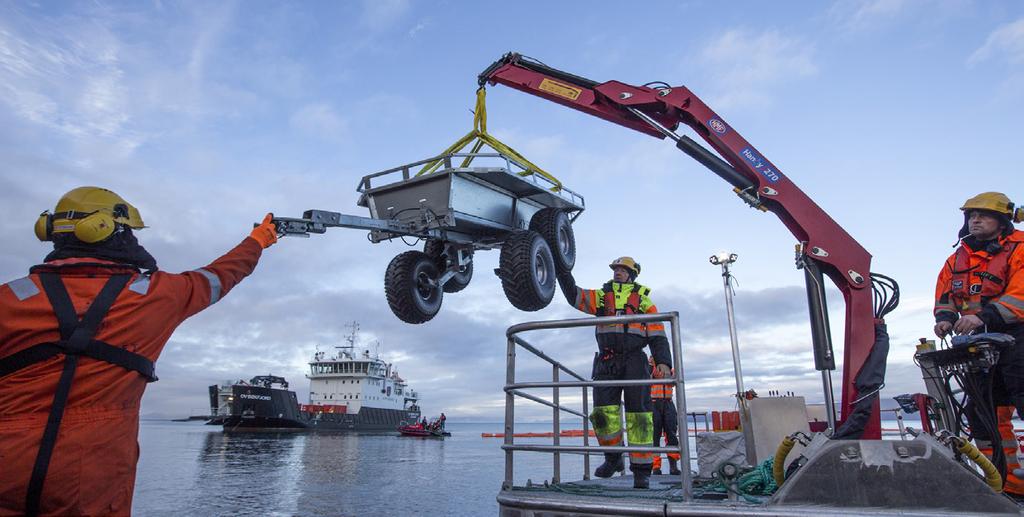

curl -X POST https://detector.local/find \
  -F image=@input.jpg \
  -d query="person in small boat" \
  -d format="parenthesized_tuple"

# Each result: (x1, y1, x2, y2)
(556, 256, 672, 489)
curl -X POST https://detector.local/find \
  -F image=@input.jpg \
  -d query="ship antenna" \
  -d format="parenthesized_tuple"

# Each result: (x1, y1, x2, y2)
(337, 321, 359, 357)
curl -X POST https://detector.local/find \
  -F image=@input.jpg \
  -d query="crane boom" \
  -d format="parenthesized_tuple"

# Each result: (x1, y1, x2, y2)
(480, 52, 881, 438)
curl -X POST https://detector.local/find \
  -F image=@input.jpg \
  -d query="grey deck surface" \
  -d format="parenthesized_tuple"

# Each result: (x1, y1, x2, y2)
(498, 475, 1024, 517)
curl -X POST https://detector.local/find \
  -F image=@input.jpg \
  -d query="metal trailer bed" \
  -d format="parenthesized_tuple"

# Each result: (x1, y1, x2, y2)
(356, 152, 583, 246)
(271, 151, 585, 324)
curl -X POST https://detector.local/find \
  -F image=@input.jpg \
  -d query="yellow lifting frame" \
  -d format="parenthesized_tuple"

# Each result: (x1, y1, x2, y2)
(417, 88, 563, 191)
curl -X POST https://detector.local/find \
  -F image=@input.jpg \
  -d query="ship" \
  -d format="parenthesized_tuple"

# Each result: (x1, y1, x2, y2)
(210, 324, 421, 431)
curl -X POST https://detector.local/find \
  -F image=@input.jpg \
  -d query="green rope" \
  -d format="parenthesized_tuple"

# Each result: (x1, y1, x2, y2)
(736, 457, 777, 496)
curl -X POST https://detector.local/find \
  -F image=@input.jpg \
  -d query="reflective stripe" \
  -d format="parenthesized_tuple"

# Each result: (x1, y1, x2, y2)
(994, 303, 1019, 324)
(128, 275, 151, 295)
(651, 383, 673, 398)
(596, 433, 623, 447)
(194, 269, 222, 305)
(628, 452, 654, 464)
(6, 276, 39, 301)
(933, 307, 957, 317)
(995, 295, 1024, 323)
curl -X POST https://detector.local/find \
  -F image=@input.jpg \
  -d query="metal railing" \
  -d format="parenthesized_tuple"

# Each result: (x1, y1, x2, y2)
(502, 312, 692, 499)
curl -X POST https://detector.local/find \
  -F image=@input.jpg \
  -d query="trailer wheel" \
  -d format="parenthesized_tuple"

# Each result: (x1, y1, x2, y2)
(499, 230, 556, 311)
(385, 251, 443, 324)
(423, 240, 473, 293)
(530, 208, 575, 273)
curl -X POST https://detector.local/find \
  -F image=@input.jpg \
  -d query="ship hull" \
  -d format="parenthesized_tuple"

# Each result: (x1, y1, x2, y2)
(221, 384, 420, 432)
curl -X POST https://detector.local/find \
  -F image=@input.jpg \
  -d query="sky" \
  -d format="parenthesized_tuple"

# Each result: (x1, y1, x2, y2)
(1, 0, 1022, 423)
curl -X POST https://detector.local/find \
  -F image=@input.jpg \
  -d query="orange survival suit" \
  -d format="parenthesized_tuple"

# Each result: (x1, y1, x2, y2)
(0, 237, 264, 515)
(934, 229, 1024, 493)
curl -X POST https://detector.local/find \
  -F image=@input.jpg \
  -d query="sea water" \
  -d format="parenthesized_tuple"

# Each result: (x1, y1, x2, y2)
(133, 419, 912, 516)
(134, 420, 597, 516)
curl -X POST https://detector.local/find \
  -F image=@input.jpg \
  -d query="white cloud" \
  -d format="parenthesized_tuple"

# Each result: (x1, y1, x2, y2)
(968, 18, 1024, 66)
(697, 29, 817, 110)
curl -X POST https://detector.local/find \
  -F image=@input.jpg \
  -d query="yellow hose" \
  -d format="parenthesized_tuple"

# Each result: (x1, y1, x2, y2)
(772, 436, 797, 487)
(956, 439, 1003, 492)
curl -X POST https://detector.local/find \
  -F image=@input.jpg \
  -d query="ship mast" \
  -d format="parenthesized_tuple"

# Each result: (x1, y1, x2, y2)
(337, 321, 358, 359)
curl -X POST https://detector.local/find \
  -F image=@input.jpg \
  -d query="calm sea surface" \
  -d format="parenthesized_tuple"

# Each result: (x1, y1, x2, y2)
(133, 419, 912, 516)
(133, 420, 594, 516)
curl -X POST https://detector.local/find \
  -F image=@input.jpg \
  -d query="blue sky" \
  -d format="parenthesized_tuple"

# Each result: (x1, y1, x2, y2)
(1, 0, 1022, 421)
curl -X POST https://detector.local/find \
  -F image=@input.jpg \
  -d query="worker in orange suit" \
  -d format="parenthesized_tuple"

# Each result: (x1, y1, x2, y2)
(0, 187, 279, 516)
(933, 191, 1024, 495)
(649, 357, 681, 476)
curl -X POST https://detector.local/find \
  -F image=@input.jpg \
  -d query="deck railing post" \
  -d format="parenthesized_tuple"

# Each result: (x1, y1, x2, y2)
(504, 336, 516, 490)
(583, 384, 590, 480)
(670, 313, 692, 500)
(552, 364, 560, 483)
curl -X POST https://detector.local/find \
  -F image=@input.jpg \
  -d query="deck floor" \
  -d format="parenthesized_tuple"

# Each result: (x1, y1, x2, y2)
(498, 474, 1022, 517)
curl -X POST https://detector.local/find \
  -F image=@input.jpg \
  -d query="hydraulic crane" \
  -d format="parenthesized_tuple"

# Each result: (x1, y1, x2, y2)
(479, 52, 895, 439)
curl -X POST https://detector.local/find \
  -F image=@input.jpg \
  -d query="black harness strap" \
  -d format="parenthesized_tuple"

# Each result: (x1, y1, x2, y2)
(23, 273, 131, 517)
(0, 341, 157, 381)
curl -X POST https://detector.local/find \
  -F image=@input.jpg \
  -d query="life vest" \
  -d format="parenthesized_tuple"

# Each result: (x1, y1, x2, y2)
(949, 234, 1023, 314)
(0, 265, 156, 516)
(602, 281, 643, 317)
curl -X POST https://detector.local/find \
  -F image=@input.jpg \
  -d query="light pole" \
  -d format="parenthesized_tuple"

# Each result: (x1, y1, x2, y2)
(709, 252, 745, 401)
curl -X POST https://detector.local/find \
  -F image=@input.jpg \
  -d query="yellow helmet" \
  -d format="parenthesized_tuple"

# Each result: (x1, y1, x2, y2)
(961, 192, 1014, 216)
(34, 186, 145, 244)
(609, 256, 641, 277)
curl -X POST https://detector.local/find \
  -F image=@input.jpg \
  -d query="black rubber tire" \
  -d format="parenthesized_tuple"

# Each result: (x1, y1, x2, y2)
(530, 208, 575, 273)
(385, 250, 443, 324)
(423, 240, 473, 293)
(499, 230, 556, 311)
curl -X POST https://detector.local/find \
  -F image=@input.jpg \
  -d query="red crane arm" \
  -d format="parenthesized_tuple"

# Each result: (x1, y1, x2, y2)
(480, 53, 879, 438)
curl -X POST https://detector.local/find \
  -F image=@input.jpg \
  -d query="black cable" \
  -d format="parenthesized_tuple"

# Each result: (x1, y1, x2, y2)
(870, 273, 900, 319)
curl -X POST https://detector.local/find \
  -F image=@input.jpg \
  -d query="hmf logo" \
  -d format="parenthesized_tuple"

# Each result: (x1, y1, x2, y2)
(708, 118, 728, 134)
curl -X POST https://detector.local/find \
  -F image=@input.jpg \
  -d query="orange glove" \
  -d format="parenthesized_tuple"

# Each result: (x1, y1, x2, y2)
(250, 213, 278, 248)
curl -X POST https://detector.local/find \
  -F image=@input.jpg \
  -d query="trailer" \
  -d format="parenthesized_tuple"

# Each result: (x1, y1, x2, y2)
(272, 151, 585, 324)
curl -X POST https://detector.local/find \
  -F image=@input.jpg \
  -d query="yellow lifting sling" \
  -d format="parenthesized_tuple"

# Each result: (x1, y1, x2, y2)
(417, 88, 563, 191)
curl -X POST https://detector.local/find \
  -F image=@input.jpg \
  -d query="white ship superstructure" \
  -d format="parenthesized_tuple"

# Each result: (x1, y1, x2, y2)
(305, 324, 419, 415)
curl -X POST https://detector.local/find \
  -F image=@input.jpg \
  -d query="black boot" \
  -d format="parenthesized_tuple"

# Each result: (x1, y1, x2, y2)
(631, 465, 652, 489)
(594, 453, 624, 478)
(652, 466, 663, 475)
(668, 458, 681, 475)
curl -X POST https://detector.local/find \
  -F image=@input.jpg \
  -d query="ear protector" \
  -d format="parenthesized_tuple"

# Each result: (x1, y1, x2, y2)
(34, 209, 119, 244)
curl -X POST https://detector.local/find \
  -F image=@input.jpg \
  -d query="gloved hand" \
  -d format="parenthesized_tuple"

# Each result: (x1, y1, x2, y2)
(250, 213, 278, 249)
(556, 269, 577, 305)
(656, 364, 671, 378)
